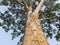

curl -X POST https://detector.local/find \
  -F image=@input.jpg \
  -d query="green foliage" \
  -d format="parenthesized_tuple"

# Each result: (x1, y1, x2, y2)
(0, 0, 60, 45)
(0, 22, 3, 26)
(0, 0, 8, 5)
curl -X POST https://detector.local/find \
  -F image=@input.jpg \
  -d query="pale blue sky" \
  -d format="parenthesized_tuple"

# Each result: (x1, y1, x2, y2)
(0, 0, 60, 45)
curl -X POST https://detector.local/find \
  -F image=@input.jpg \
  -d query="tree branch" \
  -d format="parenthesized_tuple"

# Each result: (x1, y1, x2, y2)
(15, 0, 31, 10)
(33, 0, 44, 14)
(22, 0, 29, 10)
(29, 0, 32, 8)
(40, 17, 51, 21)
(14, 0, 24, 5)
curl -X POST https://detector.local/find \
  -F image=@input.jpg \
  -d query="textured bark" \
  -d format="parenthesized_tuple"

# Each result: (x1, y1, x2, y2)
(22, 13, 49, 45)
(22, 0, 49, 45)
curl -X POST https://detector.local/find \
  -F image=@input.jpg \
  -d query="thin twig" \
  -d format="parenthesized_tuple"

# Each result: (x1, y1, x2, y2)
(15, 0, 24, 5)
(22, 0, 29, 10)
(15, 0, 30, 10)
(40, 17, 51, 21)
(30, 0, 32, 8)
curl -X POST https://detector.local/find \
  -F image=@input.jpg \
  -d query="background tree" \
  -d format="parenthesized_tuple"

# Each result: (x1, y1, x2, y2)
(0, 0, 60, 45)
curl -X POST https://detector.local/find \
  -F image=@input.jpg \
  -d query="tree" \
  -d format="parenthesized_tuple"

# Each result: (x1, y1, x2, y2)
(21, 0, 49, 45)
(0, 0, 60, 45)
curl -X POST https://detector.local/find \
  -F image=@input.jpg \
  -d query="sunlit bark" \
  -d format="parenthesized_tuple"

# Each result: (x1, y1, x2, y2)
(22, 13, 48, 45)
(22, 0, 49, 45)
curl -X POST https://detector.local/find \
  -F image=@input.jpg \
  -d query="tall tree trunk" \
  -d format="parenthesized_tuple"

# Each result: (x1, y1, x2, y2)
(21, 0, 49, 45)
(22, 13, 49, 45)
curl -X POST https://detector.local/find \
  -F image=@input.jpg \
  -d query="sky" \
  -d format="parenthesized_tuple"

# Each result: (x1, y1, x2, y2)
(0, 27, 19, 45)
(0, 0, 60, 45)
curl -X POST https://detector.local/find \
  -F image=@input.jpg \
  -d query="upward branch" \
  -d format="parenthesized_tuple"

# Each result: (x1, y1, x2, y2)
(14, 0, 24, 5)
(14, 0, 32, 11)
(22, 0, 29, 10)
(33, 0, 44, 14)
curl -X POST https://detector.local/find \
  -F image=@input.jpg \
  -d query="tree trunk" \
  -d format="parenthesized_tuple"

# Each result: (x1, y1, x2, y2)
(22, 13, 49, 45)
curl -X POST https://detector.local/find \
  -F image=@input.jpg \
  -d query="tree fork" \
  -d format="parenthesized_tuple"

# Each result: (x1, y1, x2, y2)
(14, 0, 49, 45)
(22, 0, 49, 45)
